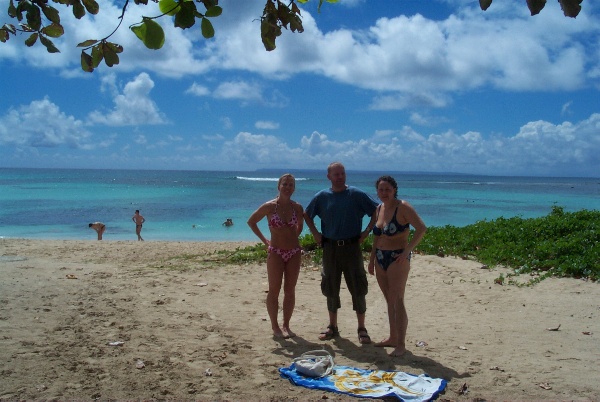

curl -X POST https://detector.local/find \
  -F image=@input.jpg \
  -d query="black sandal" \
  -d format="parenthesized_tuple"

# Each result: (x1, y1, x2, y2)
(357, 327, 371, 344)
(319, 324, 339, 341)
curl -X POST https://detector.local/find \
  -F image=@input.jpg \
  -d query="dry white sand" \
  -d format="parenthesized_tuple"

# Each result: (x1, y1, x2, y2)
(1, 238, 598, 400)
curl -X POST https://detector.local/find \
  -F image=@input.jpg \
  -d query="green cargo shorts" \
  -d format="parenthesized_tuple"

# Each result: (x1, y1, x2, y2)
(321, 240, 368, 313)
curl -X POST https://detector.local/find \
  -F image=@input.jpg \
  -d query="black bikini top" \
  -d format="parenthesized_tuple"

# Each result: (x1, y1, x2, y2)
(372, 206, 409, 236)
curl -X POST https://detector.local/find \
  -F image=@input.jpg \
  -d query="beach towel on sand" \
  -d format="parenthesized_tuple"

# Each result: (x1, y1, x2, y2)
(279, 364, 447, 401)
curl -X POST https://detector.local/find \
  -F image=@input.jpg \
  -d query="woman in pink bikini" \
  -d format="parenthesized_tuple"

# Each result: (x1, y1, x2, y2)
(247, 173, 304, 339)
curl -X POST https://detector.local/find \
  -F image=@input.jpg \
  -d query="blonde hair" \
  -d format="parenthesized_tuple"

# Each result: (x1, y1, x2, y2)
(278, 173, 295, 188)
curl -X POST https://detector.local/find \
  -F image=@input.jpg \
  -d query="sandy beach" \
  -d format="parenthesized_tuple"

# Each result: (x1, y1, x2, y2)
(0, 238, 598, 401)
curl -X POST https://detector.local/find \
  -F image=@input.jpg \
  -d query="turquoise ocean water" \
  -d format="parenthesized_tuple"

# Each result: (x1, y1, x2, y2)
(1, 168, 598, 242)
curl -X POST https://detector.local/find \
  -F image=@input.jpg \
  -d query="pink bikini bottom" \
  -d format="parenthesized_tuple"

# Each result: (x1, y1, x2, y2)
(268, 246, 301, 263)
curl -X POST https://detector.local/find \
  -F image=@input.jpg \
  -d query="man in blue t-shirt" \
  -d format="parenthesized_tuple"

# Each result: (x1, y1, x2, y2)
(304, 162, 378, 344)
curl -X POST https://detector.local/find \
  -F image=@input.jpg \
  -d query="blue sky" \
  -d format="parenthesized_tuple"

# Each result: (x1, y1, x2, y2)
(1, 0, 599, 176)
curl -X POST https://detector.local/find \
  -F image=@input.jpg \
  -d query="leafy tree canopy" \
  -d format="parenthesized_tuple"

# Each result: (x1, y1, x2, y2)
(1, 0, 585, 73)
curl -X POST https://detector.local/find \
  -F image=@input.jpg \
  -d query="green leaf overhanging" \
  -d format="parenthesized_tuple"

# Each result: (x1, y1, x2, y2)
(131, 18, 165, 49)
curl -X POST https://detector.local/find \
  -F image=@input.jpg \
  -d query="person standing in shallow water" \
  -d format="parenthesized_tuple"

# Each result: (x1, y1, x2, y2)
(247, 174, 304, 339)
(368, 175, 426, 357)
(132, 210, 145, 241)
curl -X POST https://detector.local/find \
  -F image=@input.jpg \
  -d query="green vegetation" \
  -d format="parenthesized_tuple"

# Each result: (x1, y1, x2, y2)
(221, 206, 599, 284)
(222, 244, 268, 264)
(419, 206, 599, 282)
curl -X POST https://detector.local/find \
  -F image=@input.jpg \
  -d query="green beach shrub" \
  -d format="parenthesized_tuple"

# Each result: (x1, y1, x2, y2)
(418, 206, 599, 281)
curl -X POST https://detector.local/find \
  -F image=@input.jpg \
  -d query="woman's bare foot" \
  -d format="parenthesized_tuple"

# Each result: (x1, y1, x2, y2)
(273, 328, 286, 338)
(389, 347, 407, 357)
(374, 338, 396, 347)
(282, 327, 296, 338)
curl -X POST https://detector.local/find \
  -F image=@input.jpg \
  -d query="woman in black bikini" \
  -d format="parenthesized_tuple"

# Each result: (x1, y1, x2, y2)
(368, 175, 426, 357)
(247, 174, 304, 339)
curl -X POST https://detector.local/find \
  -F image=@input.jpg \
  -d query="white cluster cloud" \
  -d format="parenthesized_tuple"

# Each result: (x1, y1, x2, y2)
(88, 72, 167, 126)
(185, 83, 211, 97)
(210, 113, 600, 176)
(2, 85, 598, 175)
(185, 79, 289, 108)
(0, 72, 166, 152)
(255, 120, 280, 130)
(2, 0, 596, 93)
(201, 0, 598, 98)
(0, 97, 95, 149)
(213, 81, 263, 102)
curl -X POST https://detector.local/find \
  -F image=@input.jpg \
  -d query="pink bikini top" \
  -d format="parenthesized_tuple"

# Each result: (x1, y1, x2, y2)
(268, 202, 298, 228)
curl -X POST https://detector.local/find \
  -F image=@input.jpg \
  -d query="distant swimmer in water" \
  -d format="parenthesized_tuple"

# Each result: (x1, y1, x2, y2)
(89, 222, 106, 240)
(223, 218, 234, 227)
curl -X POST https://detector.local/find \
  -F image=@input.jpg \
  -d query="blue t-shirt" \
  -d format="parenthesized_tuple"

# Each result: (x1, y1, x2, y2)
(305, 186, 378, 240)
